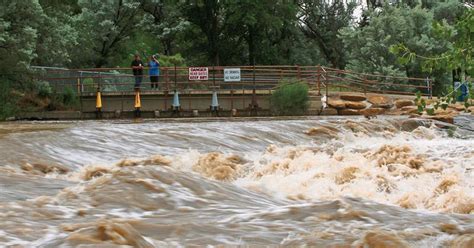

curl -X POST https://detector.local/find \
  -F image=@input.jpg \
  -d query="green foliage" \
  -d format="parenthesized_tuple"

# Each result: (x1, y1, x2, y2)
(1, 0, 472, 117)
(441, 102, 448, 110)
(159, 54, 186, 67)
(0, 79, 18, 120)
(72, 0, 142, 67)
(416, 91, 422, 100)
(271, 80, 309, 115)
(342, 5, 445, 78)
(420, 98, 426, 108)
(417, 105, 424, 114)
(82, 78, 95, 91)
(426, 107, 435, 115)
(391, 7, 473, 77)
(37, 81, 52, 98)
(297, 0, 356, 68)
(61, 87, 78, 107)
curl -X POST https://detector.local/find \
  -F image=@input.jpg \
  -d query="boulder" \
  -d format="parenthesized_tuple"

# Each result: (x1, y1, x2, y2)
(394, 99, 414, 108)
(338, 109, 361, 115)
(400, 106, 419, 114)
(427, 115, 455, 124)
(468, 106, 474, 113)
(320, 107, 338, 115)
(305, 126, 339, 138)
(345, 101, 367, 109)
(328, 99, 346, 109)
(400, 119, 424, 131)
(449, 104, 465, 112)
(340, 93, 366, 102)
(360, 108, 385, 116)
(434, 109, 455, 116)
(368, 95, 393, 108)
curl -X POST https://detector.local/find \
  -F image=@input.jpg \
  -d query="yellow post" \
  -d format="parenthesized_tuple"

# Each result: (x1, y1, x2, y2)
(134, 90, 141, 109)
(96, 91, 102, 109)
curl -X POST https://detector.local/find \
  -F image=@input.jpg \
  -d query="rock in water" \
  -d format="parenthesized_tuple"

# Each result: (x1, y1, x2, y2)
(368, 95, 393, 108)
(340, 93, 366, 102)
(345, 101, 367, 109)
(394, 99, 414, 108)
(454, 115, 474, 131)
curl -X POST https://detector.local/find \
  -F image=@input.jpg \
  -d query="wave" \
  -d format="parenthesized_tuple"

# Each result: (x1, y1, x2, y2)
(1, 117, 473, 246)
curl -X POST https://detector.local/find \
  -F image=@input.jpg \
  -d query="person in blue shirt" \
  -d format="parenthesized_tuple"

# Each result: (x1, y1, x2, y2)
(149, 54, 160, 89)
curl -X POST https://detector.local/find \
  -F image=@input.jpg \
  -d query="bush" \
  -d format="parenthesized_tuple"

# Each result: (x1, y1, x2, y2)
(82, 78, 96, 93)
(271, 80, 309, 115)
(62, 87, 78, 107)
(0, 79, 18, 120)
(159, 54, 186, 67)
(37, 81, 52, 98)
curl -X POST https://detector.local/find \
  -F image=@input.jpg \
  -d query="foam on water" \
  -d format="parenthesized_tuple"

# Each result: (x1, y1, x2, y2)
(0, 117, 473, 247)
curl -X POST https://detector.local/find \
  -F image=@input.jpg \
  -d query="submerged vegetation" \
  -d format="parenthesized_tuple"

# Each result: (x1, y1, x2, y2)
(0, 0, 472, 119)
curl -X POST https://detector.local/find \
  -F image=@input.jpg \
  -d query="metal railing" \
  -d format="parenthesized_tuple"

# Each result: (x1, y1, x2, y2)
(31, 65, 432, 97)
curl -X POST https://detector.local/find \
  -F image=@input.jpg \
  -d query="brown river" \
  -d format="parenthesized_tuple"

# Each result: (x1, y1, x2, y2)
(0, 117, 473, 247)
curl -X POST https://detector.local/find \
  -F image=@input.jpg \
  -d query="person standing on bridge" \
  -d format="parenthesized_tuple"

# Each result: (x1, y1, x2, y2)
(149, 54, 160, 90)
(131, 54, 144, 90)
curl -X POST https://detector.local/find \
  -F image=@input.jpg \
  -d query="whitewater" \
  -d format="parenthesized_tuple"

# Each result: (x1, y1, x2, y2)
(0, 116, 473, 247)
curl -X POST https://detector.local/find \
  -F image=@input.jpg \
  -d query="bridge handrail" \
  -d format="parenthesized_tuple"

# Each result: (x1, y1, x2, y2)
(29, 65, 432, 97)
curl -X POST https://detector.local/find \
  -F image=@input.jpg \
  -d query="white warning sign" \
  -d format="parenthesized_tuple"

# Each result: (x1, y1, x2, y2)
(224, 68, 241, 82)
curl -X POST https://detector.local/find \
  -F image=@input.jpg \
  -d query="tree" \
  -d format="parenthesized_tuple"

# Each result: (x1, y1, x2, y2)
(340, 5, 450, 78)
(74, 0, 143, 67)
(297, 0, 357, 69)
(0, 1, 43, 73)
(181, 0, 226, 65)
(34, 0, 79, 66)
(139, 0, 189, 56)
(224, 0, 300, 65)
(391, 7, 473, 78)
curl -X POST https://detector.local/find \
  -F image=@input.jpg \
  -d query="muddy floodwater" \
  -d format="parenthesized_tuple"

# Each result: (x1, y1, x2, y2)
(0, 117, 473, 247)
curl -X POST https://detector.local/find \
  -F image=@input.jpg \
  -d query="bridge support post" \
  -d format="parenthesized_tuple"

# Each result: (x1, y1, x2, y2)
(210, 90, 219, 117)
(172, 90, 180, 117)
(317, 65, 321, 96)
(134, 89, 141, 118)
(95, 90, 102, 119)
(251, 64, 258, 115)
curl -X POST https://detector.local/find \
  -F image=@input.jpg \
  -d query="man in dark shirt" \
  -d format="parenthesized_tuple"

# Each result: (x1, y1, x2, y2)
(131, 54, 144, 89)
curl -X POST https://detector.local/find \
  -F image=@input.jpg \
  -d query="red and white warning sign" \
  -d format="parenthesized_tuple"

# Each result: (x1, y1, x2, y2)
(188, 67, 208, 80)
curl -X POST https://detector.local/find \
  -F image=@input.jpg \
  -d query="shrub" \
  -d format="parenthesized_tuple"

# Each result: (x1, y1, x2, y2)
(426, 107, 435, 115)
(159, 54, 186, 67)
(441, 102, 448, 110)
(62, 87, 78, 107)
(271, 80, 309, 115)
(417, 105, 424, 114)
(0, 79, 17, 119)
(37, 81, 52, 98)
(82, 78, 96, 93)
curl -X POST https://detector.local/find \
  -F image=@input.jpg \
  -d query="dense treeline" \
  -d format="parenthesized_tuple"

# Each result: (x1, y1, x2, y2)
(0, 0, 472, 118)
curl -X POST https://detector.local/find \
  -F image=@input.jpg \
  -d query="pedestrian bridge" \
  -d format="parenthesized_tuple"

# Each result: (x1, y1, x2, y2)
(33, 65, 432, 117)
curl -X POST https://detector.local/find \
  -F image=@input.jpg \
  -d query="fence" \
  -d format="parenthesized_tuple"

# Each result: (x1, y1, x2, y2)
(32, 65, 432, 97)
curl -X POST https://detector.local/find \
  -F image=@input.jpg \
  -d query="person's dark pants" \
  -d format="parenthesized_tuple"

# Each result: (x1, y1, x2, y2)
(150, 75, 159, 89)
(134, 75, 143, 89)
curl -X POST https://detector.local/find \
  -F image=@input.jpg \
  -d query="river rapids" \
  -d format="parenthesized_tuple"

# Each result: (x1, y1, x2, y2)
(0, 117, 473, 247)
